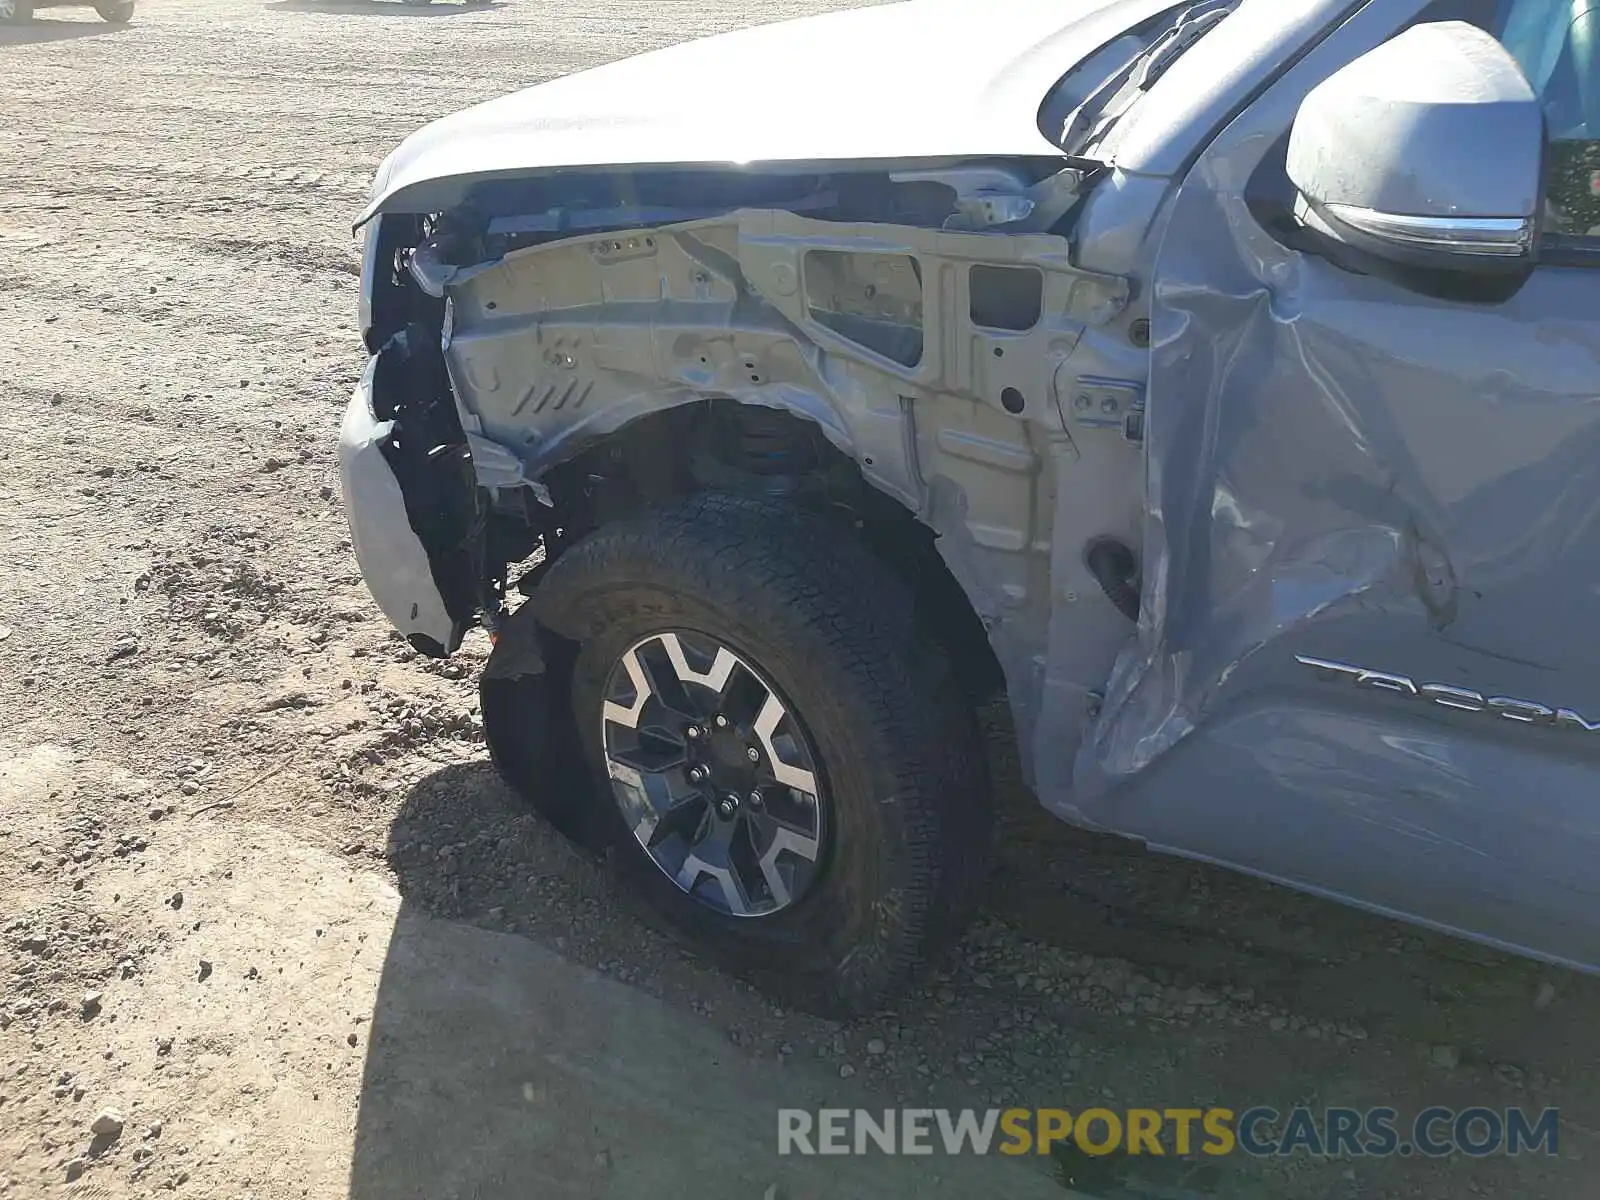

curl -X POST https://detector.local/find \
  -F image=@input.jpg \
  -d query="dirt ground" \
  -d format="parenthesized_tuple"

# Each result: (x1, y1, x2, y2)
(1, 2, 1597, 1198)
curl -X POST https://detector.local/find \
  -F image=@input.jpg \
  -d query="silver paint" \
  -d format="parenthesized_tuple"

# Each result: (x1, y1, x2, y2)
(346, 0, 1600, 974)
(1077, 0, 1600, 970)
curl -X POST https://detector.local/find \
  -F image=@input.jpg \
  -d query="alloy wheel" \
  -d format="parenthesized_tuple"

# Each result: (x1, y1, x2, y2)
(600, 630, 826, 918)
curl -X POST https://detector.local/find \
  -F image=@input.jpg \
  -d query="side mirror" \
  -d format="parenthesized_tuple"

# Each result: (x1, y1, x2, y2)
(1287, 21, 1545, 277)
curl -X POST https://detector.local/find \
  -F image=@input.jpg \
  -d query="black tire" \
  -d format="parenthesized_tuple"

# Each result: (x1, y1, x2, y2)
(94, 0, 133, 22)
(483, 493, 990, 1016)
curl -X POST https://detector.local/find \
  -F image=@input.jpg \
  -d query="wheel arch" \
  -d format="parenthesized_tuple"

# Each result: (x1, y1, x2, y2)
(500, 397, 1006, 707)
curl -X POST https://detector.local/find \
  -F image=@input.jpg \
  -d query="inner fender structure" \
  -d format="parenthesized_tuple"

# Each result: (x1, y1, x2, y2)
(369, 188, 1149, 796)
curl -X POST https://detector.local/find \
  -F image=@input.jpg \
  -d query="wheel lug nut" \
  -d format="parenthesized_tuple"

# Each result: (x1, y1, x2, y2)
(685, 724, 704, 740)
(716, 794, 739, 818)
(714, 714, 730, 729)
(745, 746, 760, 763)
(687, 765, 709, 783)
(747, 789, 764, 809)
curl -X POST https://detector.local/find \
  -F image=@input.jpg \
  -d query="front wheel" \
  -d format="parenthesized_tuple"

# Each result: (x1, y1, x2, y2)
(485, 494, 991, 1016)
(94, 1, 134, 22)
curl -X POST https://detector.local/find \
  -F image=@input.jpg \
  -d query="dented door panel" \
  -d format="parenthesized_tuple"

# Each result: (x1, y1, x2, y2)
(1077, 0, 1600, 967)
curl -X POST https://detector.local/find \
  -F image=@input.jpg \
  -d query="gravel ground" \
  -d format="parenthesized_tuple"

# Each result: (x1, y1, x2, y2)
(1, 2, 1597, 1198)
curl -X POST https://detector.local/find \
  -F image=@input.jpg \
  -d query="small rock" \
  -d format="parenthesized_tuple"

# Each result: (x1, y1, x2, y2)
(179, 781, 200, 796)
(865, 1038, 887, 1056)
(1533, 981, 1556, 1010)
(260, 457, 291, 473)
(156, 1037, 174, 1056)
(346, 1033, 358, 1047)
(108, 637, 140, 662)
(197, 960, 213, 982)
(81, 992, 103, 1018)
(838, 1064, 856, 1078)
(65, 1158, 87, 1181)
(168, 892, 183, 910)
(1431, 1044, 1460, 1070)
(91, 1108, 124, 1138)
(0, 625, 11, 642)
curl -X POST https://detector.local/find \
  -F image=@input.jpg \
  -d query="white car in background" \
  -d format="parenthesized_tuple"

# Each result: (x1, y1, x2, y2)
(1, 0, 135, 22)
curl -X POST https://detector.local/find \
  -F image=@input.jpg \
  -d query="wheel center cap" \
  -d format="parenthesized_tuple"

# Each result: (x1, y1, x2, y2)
(704, 726, 752, 776)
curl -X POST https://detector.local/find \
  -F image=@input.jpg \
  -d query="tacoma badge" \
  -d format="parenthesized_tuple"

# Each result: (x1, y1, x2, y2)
(1295, 656, 1600, 734)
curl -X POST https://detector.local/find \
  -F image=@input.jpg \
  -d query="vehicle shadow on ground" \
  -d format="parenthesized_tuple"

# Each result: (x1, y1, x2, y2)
(0, 18, 127, 45)
(351, 745, 1598, 1198)
(977, 699, 1600, 1075)
(264, 0, 497, 15)
(347, 761, 1074, 1200)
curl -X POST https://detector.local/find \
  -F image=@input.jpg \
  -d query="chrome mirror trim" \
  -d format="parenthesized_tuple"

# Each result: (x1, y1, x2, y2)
(1320, 202, 1534, 257)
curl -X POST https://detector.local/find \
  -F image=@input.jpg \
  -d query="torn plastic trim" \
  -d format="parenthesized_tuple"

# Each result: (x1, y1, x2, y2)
(338, 358, 463, 656)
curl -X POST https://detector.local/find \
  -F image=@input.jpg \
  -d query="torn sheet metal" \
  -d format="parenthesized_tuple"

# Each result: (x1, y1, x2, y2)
(439, 207, 1138, 788)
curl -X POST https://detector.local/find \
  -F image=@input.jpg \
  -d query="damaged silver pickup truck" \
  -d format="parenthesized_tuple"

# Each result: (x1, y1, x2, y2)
(342, 0, 1600, 1013)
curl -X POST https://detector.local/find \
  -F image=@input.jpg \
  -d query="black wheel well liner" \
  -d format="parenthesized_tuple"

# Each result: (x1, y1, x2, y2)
(496, 400, 1004, 705)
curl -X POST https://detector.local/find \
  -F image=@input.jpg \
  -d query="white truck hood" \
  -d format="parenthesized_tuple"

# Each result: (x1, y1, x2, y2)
(359, 0, 1175, 222)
